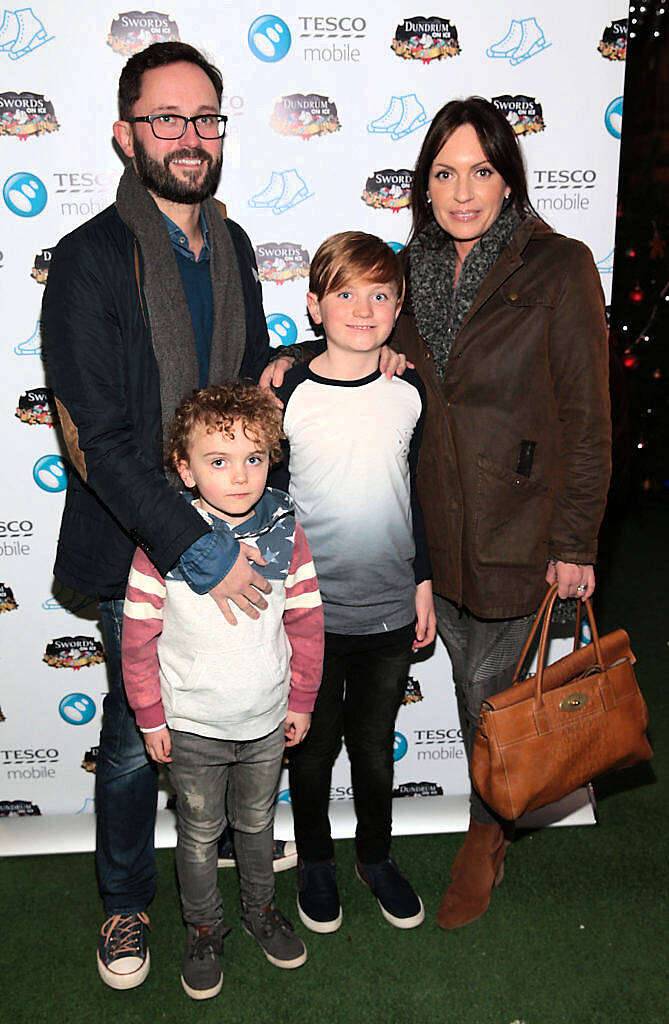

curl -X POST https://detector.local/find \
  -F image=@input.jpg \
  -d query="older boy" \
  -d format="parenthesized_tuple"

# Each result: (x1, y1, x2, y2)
(273, 232, 436, 933)
(122, 383, 323, 999)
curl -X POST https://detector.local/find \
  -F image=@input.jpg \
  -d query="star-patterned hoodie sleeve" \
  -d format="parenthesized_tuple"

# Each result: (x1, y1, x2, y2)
(283, 522, 324, 713)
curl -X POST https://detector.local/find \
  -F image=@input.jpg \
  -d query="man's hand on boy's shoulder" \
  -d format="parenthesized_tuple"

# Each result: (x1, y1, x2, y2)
(284, 710, 311, 747)
(143, 726, 172, 763)
(413, 580, 437, 651)
(259, 356, 295, 398)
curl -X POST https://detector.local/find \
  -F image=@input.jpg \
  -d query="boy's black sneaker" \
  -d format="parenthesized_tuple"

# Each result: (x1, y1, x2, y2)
(181, 921, 230, 1000)
(242, 902, 307, 968)
(356, 855, 425, 929)
(217, 828, 298, 872)
(297, 857, 343, 933)
(97, 912, 151, 989)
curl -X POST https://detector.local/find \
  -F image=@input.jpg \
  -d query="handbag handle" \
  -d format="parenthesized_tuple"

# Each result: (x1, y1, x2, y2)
(512, 584, 604, 710)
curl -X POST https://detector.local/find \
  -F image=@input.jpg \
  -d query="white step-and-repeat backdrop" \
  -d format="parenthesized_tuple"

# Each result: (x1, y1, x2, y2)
(0, 2, 626, 843)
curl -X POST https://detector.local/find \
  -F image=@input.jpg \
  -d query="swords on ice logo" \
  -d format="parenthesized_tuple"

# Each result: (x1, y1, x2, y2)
(107, 10, 179, 56)
(270, 93, 340, 139)
(361, 169, 412, 212)
(0, 582, 18, 613)
(598, 18, 627, 61)
(391, 16, 460, 61)
(44, 636, 105, 670)
(492, 94, 545, 136)
(15, 386, 57, 426)
(0, 91, 58, 139)
(255, 243, 310, 286)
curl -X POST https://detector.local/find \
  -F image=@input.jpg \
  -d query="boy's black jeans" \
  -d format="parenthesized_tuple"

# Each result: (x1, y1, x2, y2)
(288, 623, 414, 865)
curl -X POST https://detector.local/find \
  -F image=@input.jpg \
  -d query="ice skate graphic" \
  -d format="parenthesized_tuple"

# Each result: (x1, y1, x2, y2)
(596, 249, 614, 274)
(248, 169, 313, 215)
(486, 17, 550, 65)
(0, 8, 54, 61)
(367, 95, 427, 140)
(14, 319, 42, 356)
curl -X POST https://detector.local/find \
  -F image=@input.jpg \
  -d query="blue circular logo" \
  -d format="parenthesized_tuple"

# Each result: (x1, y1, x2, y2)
(393, 731, 408, 762)
(266, 313, 298, 347)
(387, 241, 405, 253)
(248, 15, 291, 62)
(59, 693, 96, 726)
(604, 96, 623, 139)
(33, 455, 68, 492)
(276, 788, 292, 804)
(3, 172, 47, 217)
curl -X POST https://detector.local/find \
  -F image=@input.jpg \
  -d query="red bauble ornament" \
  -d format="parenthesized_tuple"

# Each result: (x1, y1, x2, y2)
(629, 285, 645, 304)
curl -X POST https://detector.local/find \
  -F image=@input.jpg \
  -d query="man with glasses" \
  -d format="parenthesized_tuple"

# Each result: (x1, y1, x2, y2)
(42, 42, 286, 991)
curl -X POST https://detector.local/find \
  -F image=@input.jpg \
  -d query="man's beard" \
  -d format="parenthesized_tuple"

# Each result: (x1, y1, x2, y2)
(133, 134, 222, 204)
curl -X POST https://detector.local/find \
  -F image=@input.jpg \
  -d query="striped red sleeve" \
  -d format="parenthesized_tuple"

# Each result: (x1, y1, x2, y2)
(121, 548, 167, 731)
(284, 522, 324, 713)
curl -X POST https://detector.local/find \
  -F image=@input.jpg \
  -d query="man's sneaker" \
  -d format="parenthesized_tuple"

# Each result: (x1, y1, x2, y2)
(356, 855, 425, 929)
(296, 858, 343, 933)
(217, 830, 298, 872)
(97, 912, 151, 989)
(242, 902, 307, 968)
(181, 921, 230, 1000)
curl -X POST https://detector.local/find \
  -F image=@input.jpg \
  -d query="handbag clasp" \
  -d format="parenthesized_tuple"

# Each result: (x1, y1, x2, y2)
(559, 692, 589, 712)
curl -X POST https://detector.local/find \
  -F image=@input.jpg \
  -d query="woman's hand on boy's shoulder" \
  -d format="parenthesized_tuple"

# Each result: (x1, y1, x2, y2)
(379, 347, 413, 379)
(413, 580, 436, 650)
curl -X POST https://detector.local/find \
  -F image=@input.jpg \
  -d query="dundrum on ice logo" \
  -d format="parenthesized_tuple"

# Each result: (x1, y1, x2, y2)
(391, 16, 460, 62)
(270, 94, 340, 140)
(255, 242, 310, 286)
(107, 10, 179, 56)
(362, 169, 412, 212)
(598, 18, 627, 61)
(0, 92, 59, 140)
(31, 246, 52, 284)
(492, 95, 545, 137)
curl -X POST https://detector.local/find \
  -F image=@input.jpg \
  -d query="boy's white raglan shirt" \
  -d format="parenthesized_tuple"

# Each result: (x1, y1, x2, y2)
(273, 363, 430, 635)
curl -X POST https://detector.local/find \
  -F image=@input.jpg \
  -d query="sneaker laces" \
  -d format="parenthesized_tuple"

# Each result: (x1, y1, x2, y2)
(259, 903, 293, 937)
(188, 924, 231, 961)
(100, 912, 150, 956)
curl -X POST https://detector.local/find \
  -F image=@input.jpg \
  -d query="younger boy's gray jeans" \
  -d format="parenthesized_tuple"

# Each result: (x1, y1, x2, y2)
(169, 723, 285, 926)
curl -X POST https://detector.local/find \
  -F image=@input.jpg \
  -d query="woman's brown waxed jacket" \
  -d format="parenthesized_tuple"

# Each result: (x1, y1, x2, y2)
(392, 216, 611, 619)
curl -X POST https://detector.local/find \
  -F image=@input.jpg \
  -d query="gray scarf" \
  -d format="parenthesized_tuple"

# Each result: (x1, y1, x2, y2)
(409, 203, 522, 378)
(115, 165, 246, 461)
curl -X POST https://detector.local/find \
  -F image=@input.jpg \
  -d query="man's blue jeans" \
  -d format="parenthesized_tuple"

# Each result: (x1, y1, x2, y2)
(97, 599, 158, 916)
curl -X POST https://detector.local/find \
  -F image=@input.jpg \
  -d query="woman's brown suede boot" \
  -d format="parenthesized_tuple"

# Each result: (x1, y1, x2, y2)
(436, 817, 506, 929)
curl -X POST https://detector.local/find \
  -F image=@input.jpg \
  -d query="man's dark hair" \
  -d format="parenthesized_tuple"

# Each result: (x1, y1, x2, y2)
(118, 41, 223, 120)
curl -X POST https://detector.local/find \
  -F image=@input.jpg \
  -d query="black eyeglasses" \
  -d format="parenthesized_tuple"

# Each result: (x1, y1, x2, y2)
(128, 114, 228, 140)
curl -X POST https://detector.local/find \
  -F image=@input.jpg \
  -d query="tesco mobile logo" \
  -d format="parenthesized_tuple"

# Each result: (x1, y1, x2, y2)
(604, 96, 623, 139)
(266, 313, 298, 347)
(33, 455, 68, 492)
(248, 15, 291, 62)
(3, 171, 47, 217)
(58, 693, 96, 726)
(276, 788, 292, 803)
(393, 731, 408, 761)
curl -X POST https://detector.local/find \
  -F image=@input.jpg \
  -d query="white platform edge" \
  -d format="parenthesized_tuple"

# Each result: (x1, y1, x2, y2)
(0, 788, 596, 858)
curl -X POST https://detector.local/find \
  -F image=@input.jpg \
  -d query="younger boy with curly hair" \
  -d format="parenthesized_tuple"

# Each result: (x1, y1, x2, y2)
(122, 382, 324, 1000)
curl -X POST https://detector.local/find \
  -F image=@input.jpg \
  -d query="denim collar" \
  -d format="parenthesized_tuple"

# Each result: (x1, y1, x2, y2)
(161, 209, 210, 262)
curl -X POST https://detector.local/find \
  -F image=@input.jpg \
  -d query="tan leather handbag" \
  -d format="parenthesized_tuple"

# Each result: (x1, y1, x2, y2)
(471, 583, 653, 821)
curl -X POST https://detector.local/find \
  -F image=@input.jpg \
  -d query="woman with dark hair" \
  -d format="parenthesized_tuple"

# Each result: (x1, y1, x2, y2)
(392, 97, 611, 929)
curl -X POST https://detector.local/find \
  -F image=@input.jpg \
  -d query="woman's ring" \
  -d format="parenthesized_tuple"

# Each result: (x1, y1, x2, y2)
(576, 584, 586, 592)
